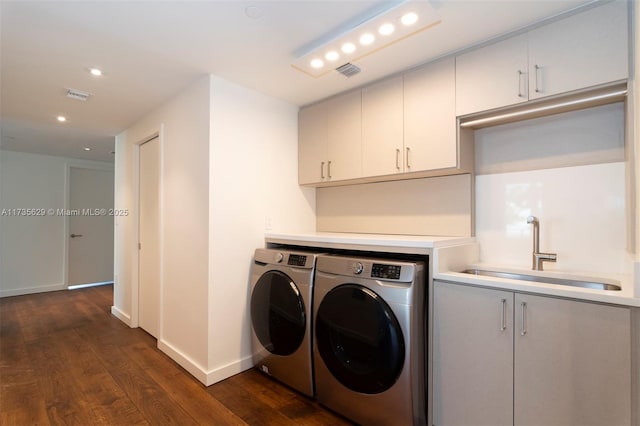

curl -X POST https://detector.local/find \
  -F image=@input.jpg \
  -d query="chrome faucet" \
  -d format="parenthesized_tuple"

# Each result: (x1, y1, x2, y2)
(526, 216, 557, 271)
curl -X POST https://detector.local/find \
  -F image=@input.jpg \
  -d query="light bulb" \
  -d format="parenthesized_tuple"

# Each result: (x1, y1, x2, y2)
(341, 43, 356, 54)
(89, 68, 103, 76)
(379, 23, 395, 36)
(325, 51, 339, 61)
(310, 58, 324, 69)
(401, 12, 418, 26)
(359, 33, 375, 45)
(57, 116, 67, 122)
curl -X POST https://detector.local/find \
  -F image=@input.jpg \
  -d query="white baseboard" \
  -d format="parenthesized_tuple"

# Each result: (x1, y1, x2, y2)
(204, 355, 254, 386)
(158, 338, 254, 386)
(0, 283, 65, 298)
(158, 339, 209, 384)
(110, 305, 132, 326)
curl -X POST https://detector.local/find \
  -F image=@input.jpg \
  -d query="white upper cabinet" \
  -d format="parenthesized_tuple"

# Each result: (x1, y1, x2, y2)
(299, 90, 362, 185)
(298, 102, 327, 185)
(456, 1, 628, 116)
(326, 90, 362, 182)
(362, 77, 404, 177)
(527, 1, 628, 101)
(404, 57, 457, 172)
(361, 59, 459, 179)
(455, 34, 529, 116)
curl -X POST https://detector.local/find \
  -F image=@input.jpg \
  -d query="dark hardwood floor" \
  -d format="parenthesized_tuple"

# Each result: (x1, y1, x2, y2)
(0, 284, 353, 425)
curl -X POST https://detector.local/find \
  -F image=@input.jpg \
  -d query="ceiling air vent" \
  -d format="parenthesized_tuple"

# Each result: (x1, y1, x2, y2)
(336, 63, 361, 78)
(66, 88, 91, 101)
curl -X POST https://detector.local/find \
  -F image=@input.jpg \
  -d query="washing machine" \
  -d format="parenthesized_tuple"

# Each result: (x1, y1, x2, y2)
(250, 248, 323, 397)
(313, 254, 426, 425)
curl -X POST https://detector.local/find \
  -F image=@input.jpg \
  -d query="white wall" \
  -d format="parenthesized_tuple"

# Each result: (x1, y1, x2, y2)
(207, 75, 315, 382)
(114, 75, 211, 372)
(474, 103, 631, 277)
(0, 150, 113, 297)
(114, 74, 315, 385)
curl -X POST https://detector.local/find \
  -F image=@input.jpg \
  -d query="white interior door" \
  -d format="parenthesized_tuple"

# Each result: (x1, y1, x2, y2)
(68, 167, 114, 286)
(138, 137, 160, 338)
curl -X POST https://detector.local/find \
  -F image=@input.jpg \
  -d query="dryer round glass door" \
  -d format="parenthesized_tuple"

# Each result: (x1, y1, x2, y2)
(315, 284, 405, 394)
(251, 270, 306, 356)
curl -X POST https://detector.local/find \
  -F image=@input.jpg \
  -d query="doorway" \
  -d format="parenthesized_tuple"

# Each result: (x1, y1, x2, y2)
(68, 167, 115, 287)
(138, 136, 160, 338)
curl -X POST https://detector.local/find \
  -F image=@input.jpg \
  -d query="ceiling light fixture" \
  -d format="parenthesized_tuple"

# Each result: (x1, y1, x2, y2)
(291, 1, 441, 78)
(83, 147, 92, 151)
(341, 43, 356, 54)
(378, 23, 395, 36)
(89, 68, 103, 76)
(57, 116, 67, 122)
(325, 51, 340, 61)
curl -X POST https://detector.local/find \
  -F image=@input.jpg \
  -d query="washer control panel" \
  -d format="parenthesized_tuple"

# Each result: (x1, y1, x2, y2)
(371, 263, 402, 280)
(287, 254, 308, 267)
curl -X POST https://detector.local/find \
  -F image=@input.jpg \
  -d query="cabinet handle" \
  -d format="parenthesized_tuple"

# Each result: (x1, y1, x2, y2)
(327, 160, 332, 179)
(517, 70, 526, 98)
(500, 298, 507, 331)
(395, 149, 401, 170)
(520, 301, 527, 336)
(406, 147, 411, 169)
(534, 65, 542, 93)
(320, 161, 325, 179)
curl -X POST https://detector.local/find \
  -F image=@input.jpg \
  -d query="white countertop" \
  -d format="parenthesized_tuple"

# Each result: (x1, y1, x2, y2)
(433, 244, 640, 308)
(265, 232, 474, 253)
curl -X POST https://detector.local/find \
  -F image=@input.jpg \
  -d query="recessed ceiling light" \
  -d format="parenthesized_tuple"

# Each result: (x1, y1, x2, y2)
(57, 116, 67, 122)
(89, 68, 103, 76)
(401, 12, 418, 26)
(379, 23, 395, 36)
(325, 51, 339, 61)
(310, 58, 324, 69)
(83, 147, 92, 151)
(359, 33, 375, 46)
(341, 43, 356, 54)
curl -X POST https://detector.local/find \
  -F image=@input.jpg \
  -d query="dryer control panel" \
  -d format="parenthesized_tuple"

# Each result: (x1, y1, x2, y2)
(287, 254, 308, 267)
(371, 263, 402, 280)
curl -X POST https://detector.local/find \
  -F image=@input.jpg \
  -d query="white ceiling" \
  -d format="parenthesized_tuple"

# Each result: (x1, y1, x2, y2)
(0, 0, 596, 162)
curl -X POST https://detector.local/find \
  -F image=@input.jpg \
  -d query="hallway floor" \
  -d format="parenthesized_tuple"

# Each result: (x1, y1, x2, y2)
(0, 284, 352, 425)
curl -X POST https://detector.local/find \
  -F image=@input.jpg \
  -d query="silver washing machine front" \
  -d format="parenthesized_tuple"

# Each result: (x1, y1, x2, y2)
(313, 254, 426, 425)
(250, 248, 323, 397)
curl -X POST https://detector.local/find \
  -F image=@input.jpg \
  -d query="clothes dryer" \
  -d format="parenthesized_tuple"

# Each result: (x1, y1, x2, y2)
(313, 254, 426, 425)
(250, 248, 322, 397)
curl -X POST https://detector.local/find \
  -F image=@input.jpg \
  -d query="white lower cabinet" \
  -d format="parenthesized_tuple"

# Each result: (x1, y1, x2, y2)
(434, 281, 631, 426)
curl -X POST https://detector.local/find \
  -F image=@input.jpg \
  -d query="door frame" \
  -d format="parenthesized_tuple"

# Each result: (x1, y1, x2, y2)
(130, 129, 164, 335)
(63, 161, 115, 289)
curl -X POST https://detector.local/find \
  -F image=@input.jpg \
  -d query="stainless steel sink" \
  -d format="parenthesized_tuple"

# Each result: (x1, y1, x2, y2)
(461, 269, 621, 291)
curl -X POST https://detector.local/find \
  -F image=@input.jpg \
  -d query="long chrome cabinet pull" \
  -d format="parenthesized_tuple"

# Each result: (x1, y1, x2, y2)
(395, 149, 401, 170)
(534, 65, 542, 93)
(406, 147, 411, 169)
(517, 70, 526, 98)
(520, 301, 527, 336)
(327, 160, 332, 179)
(320, 161, 325, 179)
(500, 298, 507, 331)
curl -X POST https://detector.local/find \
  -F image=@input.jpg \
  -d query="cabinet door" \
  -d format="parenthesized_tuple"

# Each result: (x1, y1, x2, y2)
(326, 90, 362, 181)
(434, 282, 514, 426)
(298, 102, 327, 185)
(514, 294, 631, 426)
(528, 1, 628, 101)
(455, 33, 528, 116)
(362, 77, 403, 177)
(404, 58, 457, 172)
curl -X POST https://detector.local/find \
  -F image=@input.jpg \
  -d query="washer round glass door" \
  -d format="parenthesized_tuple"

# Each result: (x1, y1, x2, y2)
(251, 270, 306, 356)
(315, 284, 405, 394)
